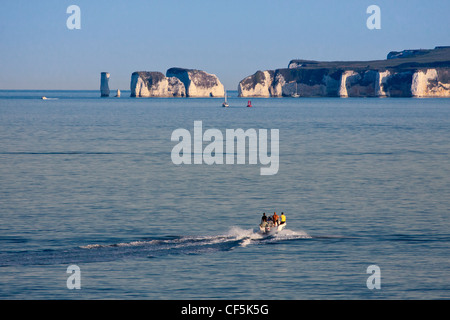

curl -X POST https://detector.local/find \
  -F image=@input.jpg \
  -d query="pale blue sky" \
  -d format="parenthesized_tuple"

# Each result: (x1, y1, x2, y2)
(0, 0, 449, 90)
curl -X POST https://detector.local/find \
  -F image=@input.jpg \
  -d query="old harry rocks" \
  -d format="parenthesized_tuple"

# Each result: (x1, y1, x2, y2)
(130, 68, 224, 98)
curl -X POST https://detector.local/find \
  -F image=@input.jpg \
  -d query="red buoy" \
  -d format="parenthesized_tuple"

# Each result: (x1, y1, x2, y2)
(247, 100, 252, 107)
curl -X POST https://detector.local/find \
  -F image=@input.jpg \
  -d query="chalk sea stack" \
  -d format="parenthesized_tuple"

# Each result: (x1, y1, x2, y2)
(130, 72, 185, 97)
(238, 46, 450, 97)
(100, 72, 110, 97)
(166, 68, 224, 97)
(130, 68, 224, 97)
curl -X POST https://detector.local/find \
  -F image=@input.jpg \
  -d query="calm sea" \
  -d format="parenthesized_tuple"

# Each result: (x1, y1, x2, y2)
(0, 90, 449, 299)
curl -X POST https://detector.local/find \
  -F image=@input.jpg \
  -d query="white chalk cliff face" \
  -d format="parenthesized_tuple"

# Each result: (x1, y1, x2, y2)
(100, 72, 110, 97)
(376, 70, 391, 97)
(239, 47, 450, 98)
(238, 71, 274, 97)
(238, 68, 450, 98)
(166, 68, 224, 97)
(339, 71, 360, 97)
(411, 69, 450, 97)
(238, 69, 343, 97)
(271, 73, 286, 97)
(130, 72, 185, 97)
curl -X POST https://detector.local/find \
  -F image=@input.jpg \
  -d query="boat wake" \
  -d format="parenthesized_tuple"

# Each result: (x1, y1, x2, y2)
(226, 226, 311, 246)
(0, 227, 311, 267)
(80, 226, 311, 250)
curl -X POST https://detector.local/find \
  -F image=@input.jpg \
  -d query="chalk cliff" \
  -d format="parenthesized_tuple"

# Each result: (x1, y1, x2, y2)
(130, 68, 225, 98)
(166, 68, 224, 97)
(411, 69, 450, 97)
(100, 72, 110, 97)
(238, 47, 450, 98)
(238, 70, 274, 97)
(130, 71, 185, 97)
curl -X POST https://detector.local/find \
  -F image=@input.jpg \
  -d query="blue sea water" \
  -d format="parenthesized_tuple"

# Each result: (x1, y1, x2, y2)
(0, 90, 449, 299)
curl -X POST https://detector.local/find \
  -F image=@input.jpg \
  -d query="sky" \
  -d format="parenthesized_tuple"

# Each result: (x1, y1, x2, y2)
(0, 0, 449, 90)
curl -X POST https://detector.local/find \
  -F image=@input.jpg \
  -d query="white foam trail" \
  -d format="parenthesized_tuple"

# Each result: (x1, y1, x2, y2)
(80, 244, 102, 249)
(225, 226, 263, 240)
(79, 227, 311, 251)
(273, 229, 312, 239)
(240, 238, 253, 247)
(80, 239, 159, 249)
(223, 226, 311, 247)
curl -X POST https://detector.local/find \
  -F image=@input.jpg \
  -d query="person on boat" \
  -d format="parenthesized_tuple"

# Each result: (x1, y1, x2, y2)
(272, 212, 279, 226)
(280, 212, 286, 225)
(267, 215, 274, 227)
(261, 213, 267, 223)
(260, 218, 268, 229)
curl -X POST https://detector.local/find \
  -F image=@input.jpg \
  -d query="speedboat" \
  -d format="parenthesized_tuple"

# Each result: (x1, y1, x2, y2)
(259, 223, 286, 235)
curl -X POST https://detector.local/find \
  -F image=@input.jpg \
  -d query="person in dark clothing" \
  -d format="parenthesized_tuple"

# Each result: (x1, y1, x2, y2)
(261, 213, 267, 223)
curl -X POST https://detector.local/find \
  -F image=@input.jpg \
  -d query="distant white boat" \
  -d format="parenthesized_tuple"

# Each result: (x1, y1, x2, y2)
(115, 89, 121, 97)
(222, 90, 229, 107)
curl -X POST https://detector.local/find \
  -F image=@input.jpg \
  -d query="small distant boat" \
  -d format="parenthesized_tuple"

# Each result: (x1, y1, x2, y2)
(115, 89, 121, 97)
(41, 96, 47, 100)
(222, 91, 229, 107)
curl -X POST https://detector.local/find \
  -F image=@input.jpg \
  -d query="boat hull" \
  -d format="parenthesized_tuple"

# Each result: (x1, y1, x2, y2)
(259, 223, 286, 235)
